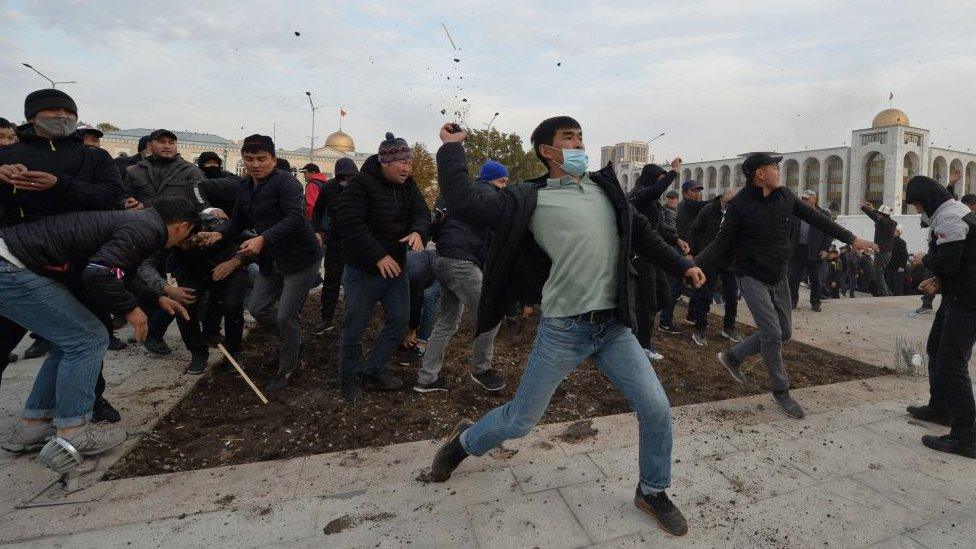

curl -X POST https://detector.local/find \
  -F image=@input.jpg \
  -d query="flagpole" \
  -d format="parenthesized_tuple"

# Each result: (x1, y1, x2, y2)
(339, 107, 343, 131)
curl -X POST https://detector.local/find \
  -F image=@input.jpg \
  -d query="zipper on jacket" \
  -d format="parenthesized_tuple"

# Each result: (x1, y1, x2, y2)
(48, 138, 56, 152)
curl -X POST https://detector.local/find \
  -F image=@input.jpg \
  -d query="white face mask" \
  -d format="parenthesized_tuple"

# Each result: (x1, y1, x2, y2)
(34, 115, 77, 138)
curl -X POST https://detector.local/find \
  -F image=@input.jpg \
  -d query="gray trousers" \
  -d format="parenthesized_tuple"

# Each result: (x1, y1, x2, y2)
(728, 275, 793, 393)
(248, 263, 320, 376)
(418, 256, 499, 384)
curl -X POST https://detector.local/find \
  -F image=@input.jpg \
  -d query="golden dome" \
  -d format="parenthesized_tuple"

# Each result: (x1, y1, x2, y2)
(324, 130, 355, 152)
(872, 108, 909, 128)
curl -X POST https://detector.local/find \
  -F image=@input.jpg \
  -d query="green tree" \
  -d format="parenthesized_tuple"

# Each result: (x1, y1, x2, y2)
(463, 128, 545, 183)
(96, 122, 120, 133)
(411, 142, 438, 207)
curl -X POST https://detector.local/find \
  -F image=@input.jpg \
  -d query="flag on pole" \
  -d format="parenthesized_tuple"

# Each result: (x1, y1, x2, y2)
(889, 92, 894, 101)
(340, 109, 347, 117)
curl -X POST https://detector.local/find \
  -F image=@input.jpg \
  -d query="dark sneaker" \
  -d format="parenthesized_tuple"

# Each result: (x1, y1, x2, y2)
(398, 346, 424, 366)
(692, 329, 707, 346)
(718, 352, 746, 384)
(634, 487, 689, 536)
(773, 391, 806, 419)
(143, 338, 172, 355)
(471, 370, 505, 392)
(341, 382, 362, 403)
(811, 302, 822, 312)
(264, 368, 299, 392)
(23, 337, 52, 359)
(414, 377, 449, 393)
(720, 327, 743, 343)
(907, 405, 952, 427)
(185, 354, 209, 375)
(429, 419, 474, 482)
(6, 353, 17, 364)
(310, 321, 334, 336)
(92, 397, 121, 424)
(363, 373, 403, 391)
(659, 324, 682, 336)
(63, 423, 127, 456)
(1, 422, 54, 453)
(915, 305, 933, 314)
(921, 434, 976, 459)
(107, 333, 128, 351)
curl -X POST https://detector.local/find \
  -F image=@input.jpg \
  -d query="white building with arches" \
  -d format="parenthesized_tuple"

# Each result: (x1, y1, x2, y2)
(678, 109, 976, 216)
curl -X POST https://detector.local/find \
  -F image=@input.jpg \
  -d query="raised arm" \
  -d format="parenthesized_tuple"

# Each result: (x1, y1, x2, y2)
(860, 203, 882, 223)
(435, 136, 508, 229)
(630, 171, 676, 210)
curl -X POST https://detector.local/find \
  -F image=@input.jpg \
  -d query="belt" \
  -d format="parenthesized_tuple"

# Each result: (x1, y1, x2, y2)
(568, 308, 616, 323)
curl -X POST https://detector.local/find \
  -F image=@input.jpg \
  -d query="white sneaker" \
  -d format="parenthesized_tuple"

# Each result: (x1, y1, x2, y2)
(644, 348, 665, 362)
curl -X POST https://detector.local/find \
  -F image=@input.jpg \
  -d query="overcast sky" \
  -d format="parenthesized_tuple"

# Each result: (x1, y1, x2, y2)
(2, 0, 974, 165)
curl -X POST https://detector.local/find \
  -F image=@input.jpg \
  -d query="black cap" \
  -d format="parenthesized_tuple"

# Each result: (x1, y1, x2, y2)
(741, 152, 783, 179)
(149, 129, 178, 141)
(681, 180, 703, 192)
(24, 88, 77, 120)
(241, 134, 276, 156)
(300, 163, 320, 173)
(665, 190, 679, 199)
(136, 135, 151, 152)
(335, 157, 359, 176)
(76, 125, 103, 138)
(197, 151, 222, 168)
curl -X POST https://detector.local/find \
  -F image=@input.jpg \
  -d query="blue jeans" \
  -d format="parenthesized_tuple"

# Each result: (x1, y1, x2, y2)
(418, 280, 441, 342)
(460, 316, 673, 491)
(0, 258, 107, 427)
(339, 265, 410, 383)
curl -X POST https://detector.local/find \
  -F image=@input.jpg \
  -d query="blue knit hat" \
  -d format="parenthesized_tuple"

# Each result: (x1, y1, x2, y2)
(478, 160, 508, 182)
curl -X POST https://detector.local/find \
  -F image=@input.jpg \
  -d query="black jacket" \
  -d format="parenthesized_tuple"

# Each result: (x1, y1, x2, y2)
(0, 209, 167, 315)
(0, 127, 125, 226)
(124, 155, 204, 207)
(336, 155, 431, 275)
(192, 170, 241, 214)
(676, 197, 708, 242)
(629, 170, 678, 246)
(435, 142, 692, 336)
(434, 180, 499, 266)
(688, 197, 724, 256)
(115, 153, 142, 180)
(907, 176, 976, 309)
(791, 205, 834, 262)
(219, 168, 322, 274)
(888, 236, 909, 272)
(311, 178, 345, 248)
(861, 205, 897, 252)
(696, 184, 855, 285)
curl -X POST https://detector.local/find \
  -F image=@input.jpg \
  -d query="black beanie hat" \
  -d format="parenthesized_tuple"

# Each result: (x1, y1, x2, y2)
(197, 151, 222, 168)
(24, 88, 78, 120)
(377, 132, 413, 163)
(335, 157, 359, 176)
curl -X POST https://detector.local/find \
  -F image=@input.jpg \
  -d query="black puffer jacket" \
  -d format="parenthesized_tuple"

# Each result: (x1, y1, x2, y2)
(311, 178, 345, 247)
(435, 142, 692, 336)
(434, 180, 499, 266)
(676, 197, 708, 242)
(192, 170, 242, 213)
(124, 155, 204, 207)
(861, 205, 897, 252)
(696, 184, 856, 285)
(0, 125, 125, 225)
(0, 209, 167, 315)
(115, 153, 142, 180)
(336, 155, 431, 275)
(218, 168, 322, 274)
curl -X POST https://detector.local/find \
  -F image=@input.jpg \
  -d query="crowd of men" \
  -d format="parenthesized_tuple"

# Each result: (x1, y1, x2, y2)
(1, 89, 974, 537)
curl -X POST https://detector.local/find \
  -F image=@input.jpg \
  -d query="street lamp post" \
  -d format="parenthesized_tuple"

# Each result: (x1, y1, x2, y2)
(21, 63, 76, 88)
(305, 91, 319, 163)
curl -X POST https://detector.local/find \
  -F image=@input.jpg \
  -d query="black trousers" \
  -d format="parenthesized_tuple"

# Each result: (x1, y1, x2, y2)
(175, 268, 249, 358)
(690, 267, 738, 330)
(633, 256, 656, 348)
(320, 245, 344, 323)
(926, 303, 976, 439)
(788, 247, 824, 306)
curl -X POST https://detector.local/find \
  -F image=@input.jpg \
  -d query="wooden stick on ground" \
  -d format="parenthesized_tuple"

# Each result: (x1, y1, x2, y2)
(217, 343, 269, 404)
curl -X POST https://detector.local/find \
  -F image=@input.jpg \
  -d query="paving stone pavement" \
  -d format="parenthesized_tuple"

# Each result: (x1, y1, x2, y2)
(1, 295, 974, 548)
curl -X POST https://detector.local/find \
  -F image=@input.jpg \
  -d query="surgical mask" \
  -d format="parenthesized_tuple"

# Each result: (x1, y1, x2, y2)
(34, 115, 77, 139)
(556, 148, 589, 178)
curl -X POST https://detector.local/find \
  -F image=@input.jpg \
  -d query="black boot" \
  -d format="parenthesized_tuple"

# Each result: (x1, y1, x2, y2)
(23, 337, 52, 359)
(92, 397, 121, 424)
(185, 354, 209, 375)
(634, 486, 689, 536)
(429, 419, 473, 482)
(264, 365, 299, 392)
(922, 433, 976, 459)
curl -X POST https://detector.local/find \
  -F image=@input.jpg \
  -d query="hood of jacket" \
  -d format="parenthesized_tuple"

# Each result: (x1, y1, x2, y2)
(905, 175, 953, 217)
